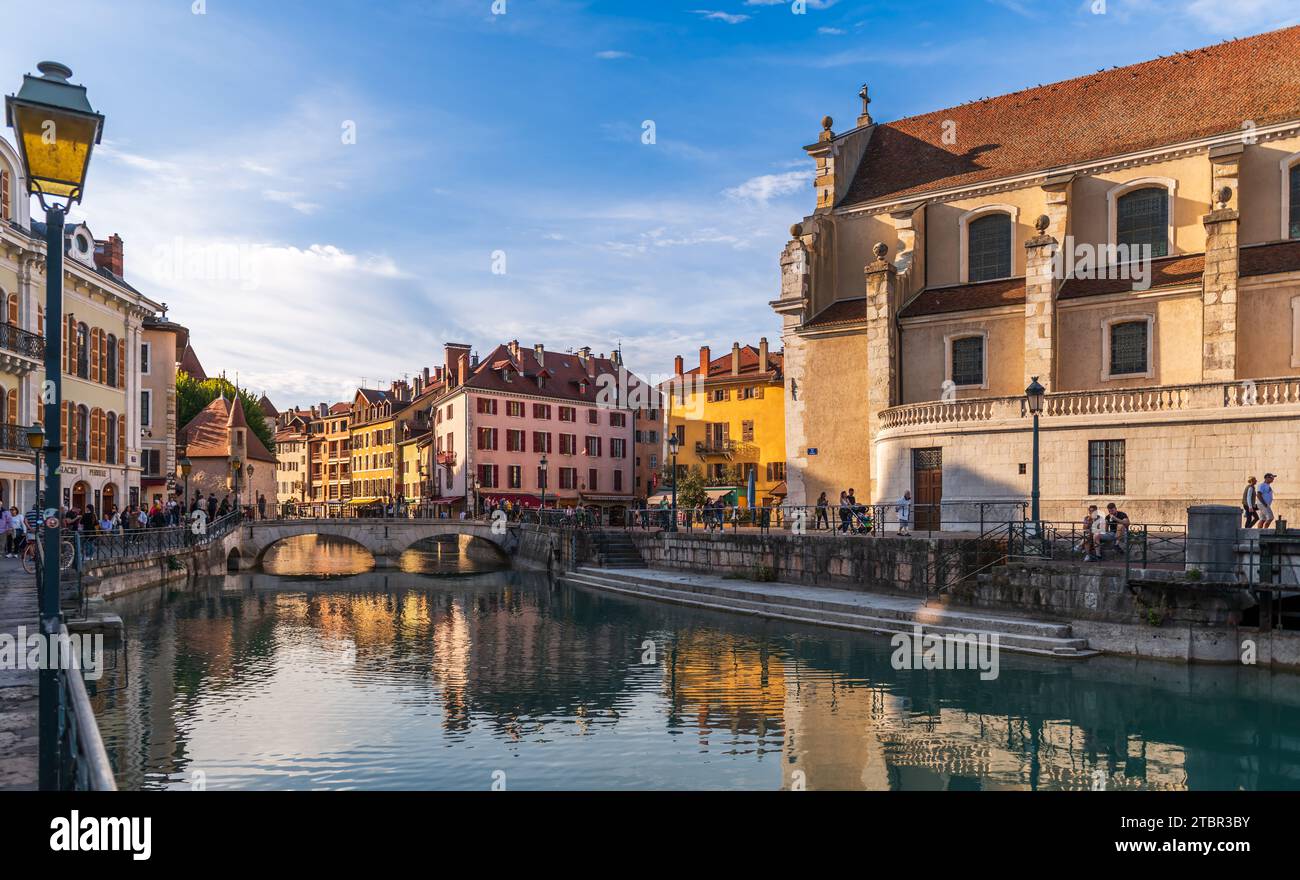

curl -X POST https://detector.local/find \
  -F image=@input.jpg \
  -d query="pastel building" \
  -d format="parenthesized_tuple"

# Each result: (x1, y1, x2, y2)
(428, 340, 640, 518)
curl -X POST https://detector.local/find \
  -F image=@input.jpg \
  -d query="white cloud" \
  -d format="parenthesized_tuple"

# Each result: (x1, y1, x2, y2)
(595, 50, 633, 59)
(691, 10, 752, 24)
(724, 170, 814, 203)
(818, 26, 846, 35)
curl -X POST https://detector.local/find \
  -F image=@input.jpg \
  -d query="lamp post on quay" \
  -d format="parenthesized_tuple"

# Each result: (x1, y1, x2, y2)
(7, 60, 104, 791)
(668, 434, 679, 533)
(26, 425, 44, 513)
(539, 453, 548, 520)
(1025, 376, 1046, 528)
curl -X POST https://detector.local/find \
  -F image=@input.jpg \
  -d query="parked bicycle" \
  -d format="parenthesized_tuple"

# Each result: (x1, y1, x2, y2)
(21, 536, 77, 574)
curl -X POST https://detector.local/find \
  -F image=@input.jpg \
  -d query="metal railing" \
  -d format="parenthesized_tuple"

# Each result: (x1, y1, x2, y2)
(56, 624, 116, 791)
(617, 500, 1028, 536)
(77, 509, 243, 567)
(0, 321, 45, 360)
(0, 423, 31, 454)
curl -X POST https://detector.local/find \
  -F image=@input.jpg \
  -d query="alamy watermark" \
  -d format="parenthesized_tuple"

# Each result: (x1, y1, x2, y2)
(1052, 237, 1152, 291)
(890, 625, 1000, 681)
(0, 626, 105, 680)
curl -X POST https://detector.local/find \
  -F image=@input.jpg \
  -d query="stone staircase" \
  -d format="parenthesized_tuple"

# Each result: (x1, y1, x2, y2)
(593, 532, 645, 569)
(561, 566, 1098, 659)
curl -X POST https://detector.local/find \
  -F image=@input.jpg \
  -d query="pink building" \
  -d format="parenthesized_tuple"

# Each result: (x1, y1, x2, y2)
(427, 340, 643, 520)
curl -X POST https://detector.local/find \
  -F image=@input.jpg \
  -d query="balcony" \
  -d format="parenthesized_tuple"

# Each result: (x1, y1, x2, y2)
(878, 376, 1300, 433)
(695, 439, 737, 458)
(437, 450, 456, 466)
(0, 424, 33, 458)
(0, 324, 44, 374)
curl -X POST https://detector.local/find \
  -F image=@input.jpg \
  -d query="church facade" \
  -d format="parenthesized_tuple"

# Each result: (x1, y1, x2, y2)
(773, 26, 1300, 525)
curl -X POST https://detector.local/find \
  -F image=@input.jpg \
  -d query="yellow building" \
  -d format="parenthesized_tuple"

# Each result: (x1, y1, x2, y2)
(348, 380, 434, 508)
(665, 340, 785, 507)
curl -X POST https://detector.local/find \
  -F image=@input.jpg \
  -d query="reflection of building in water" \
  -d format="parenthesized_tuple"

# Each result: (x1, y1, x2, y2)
(661, 634, 786, 754)
(781, 678, 890, 791)
(871, 709, 1188, 791)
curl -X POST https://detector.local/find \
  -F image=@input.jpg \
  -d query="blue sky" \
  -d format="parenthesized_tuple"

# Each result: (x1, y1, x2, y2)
(4, 0, 1299, 406)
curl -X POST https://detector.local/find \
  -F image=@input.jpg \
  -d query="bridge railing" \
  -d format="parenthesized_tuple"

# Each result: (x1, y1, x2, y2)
(77, 510, 243, 568)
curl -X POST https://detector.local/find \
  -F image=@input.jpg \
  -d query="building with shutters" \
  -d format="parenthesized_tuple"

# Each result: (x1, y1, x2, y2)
(1, 135, 163, 515)
(773, 25, 1300, 525)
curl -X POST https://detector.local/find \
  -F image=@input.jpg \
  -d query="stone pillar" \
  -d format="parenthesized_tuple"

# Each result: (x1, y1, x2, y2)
(1023, 214, 1058, 388)
(1186, 504, 1239, 579)
(1202, 147, 1241, 382)
(865, 242, 898, 502)
(776, 226, 812, 507)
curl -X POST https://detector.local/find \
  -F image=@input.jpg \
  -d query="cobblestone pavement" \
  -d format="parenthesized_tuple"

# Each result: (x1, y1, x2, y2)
(0, 556, 37, 791)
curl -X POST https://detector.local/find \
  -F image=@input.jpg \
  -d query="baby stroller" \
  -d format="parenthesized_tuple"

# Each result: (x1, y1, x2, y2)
(849, 505, 874, 535)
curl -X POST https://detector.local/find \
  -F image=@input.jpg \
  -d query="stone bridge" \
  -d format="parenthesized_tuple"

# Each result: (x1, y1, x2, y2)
(226, 518, 523, 570)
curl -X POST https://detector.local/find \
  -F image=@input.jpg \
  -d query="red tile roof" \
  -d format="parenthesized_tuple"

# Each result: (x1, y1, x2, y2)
(679, 344, 784, 380)
(1241, 240, 1300, 277)
(179, 342, 207, 380)
(179, 396, 276, 462)
(900, 277, 1026, 318)
(1058, 253, 1203, 300)
(803, 297, 866, 328)
(459, 344, 653, 406)
(842, 26, 1300, 207)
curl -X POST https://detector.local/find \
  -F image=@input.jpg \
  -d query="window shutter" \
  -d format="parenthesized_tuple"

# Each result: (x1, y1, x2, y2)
(6, 388, 15, 425)
(118, 340, 126, 388)
(6, 294, 16, 325)
(118, 417, 126, 465)
(90, 329, 100, 382)
(62, 315, 68, 373)
(99, 332, 107, 384)
(0, 168, 8, 220)
(90, 408, 101, 462)
(37, 305, 43, 336)
(61, 402, 69, 451)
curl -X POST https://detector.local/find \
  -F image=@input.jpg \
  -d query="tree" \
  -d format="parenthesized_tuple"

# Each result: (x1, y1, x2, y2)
(177, 370, 275, 451)
(676, 466, 708, 509)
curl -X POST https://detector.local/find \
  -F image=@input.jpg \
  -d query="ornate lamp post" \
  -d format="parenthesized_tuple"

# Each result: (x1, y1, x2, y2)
(7, 61, 104, 791)
(668, 434, 679, 533)
(26, 425, 44, 511)
(230, 456, 243, 515)
(1025, 376, 1046, 526)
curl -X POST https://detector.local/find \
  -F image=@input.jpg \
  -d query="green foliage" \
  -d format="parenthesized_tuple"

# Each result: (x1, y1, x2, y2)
(177, 371, 274, 451)
(676, 467, 708, 509)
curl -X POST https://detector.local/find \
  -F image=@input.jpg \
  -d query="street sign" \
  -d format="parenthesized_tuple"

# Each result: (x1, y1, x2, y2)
(44, 516, 59, 529)
(807, 447, 818, 456)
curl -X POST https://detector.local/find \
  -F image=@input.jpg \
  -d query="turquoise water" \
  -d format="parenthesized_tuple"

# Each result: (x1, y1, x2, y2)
(90, 537, 1300, 791)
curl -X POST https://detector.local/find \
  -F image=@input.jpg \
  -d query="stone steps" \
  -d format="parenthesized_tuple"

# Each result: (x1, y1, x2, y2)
(563, 567, 1097, 659)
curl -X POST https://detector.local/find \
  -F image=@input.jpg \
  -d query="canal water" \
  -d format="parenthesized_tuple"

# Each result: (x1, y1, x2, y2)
(91, 536, 1300, 791)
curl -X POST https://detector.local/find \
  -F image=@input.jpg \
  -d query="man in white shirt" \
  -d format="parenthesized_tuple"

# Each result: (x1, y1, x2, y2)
(1257, 473, 1277, 528)
(896, 491, 912, 536)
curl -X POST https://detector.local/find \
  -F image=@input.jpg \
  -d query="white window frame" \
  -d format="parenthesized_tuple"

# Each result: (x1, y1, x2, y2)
(958, 204, 1019, 284)
(1100, 314, 1155, 382)
(140, 388, 152, 427)
(1106, 177, 1177, 261)
(1281, 152, 1300, 241)
(140, 341, 152, 376)
(944, 330, 990, 391)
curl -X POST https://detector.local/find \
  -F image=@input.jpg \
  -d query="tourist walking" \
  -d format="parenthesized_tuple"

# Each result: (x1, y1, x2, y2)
(896, 490, 912, 536)
(207, 493, 218, 521)
(257, 492, 267, 520)
(1257, 473, 1277, 528)
(815, 492, 829, 530)
(1242, 477, 1259, 528)
(10, 508, 26, 556)
(1, 505, 12, 557)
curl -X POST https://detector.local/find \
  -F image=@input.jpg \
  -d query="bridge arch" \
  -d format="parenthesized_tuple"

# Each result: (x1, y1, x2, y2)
(234, 519, 517, 571)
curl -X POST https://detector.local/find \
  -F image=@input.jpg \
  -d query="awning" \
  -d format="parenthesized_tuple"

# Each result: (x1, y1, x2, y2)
(348, 497, 384, 506)
(425, 496, 462, 505)
(766, 481, 788, 497)
(581, 494, 633, 503)
(704, 488, 737, 502)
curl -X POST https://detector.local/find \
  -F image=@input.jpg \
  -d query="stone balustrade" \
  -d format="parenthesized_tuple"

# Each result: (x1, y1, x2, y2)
(879, 376, 1300, 432)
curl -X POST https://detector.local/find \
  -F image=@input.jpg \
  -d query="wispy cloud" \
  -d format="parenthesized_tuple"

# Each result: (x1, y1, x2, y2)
(595, 49, 634, 59)
(1183, 0, 1300, 34)
(725, 170, 813, 204)
(691, 10, 751, 24)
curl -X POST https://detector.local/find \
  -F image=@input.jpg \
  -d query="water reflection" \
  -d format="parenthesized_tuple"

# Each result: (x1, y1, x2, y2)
(91, 569, 1300, 791)
(261, 534, 508, 578)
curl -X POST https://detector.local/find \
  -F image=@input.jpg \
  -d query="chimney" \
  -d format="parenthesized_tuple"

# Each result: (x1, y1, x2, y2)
(93, 234, 124, 277)
(413, 376, 422, 397)
(699, 346, 711, 376)
(731, 342, 741, 376)
(444, 342, 471, 386)
(422, 366, 431, 385)
(612, 348, 622, 367)
(458, 353, 468, 387)
(674, 355, 684, 376)
(759, 337, 769, 372)
(318, 402, 327, 417)
(509, 339, 520, 359)
(534, 342, 544, 368)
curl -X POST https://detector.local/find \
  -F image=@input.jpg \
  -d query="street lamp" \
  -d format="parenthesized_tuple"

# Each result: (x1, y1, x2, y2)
(8, 61, 103, 792)
(230, 456, 243, 515)
(1025, 376, 1046, 526)
(26, 424, 44, 511)
(539, 453, 548, 518)
(668, 434, 679, 532)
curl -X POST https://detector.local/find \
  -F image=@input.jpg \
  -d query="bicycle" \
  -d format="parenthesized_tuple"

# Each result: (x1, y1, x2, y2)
(20, 537, 77, 574)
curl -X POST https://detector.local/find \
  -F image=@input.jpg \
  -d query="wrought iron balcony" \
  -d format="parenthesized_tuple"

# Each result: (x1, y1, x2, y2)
(695, 439, 737, 458)
(0, 423, 33, 456)
(0, 323, 44, 371)
(437, 450, 457, 466)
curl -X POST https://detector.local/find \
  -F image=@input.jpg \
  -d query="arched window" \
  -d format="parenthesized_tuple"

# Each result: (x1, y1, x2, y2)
(76, 405, 89, 461)
(106, 412, 117, 465)
(76, 323, 89, 379)
(1116, 187, 1169, 257)
(106, 334, 118, 386)
(959, 205, 1017, 283)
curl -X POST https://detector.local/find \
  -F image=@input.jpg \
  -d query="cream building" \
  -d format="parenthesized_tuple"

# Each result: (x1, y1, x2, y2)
(773, 26, 1300, 525)
(1, 135, 162, 514)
